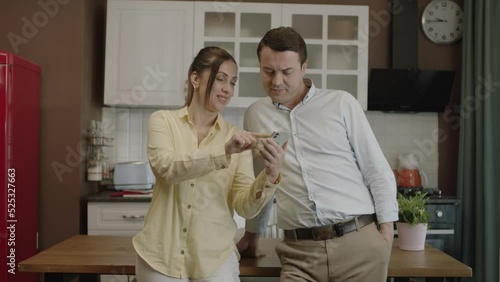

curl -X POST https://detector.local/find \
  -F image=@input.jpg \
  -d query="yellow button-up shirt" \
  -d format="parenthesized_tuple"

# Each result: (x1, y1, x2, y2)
(133, 107, 278, 279)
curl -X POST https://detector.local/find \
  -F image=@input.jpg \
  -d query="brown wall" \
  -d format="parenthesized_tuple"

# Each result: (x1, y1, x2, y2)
(0, 0, 104, 251)
(0, 0, 461, 253)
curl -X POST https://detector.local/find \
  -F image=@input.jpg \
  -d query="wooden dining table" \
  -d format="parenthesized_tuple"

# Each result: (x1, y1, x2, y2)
(18, 235, 472, 281)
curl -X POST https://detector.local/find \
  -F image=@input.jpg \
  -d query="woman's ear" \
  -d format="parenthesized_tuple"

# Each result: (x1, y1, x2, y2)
(190, 71, 199, 89)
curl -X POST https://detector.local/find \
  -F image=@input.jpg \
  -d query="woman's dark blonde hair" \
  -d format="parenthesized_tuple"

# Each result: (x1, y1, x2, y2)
(184, 46, 237, 107)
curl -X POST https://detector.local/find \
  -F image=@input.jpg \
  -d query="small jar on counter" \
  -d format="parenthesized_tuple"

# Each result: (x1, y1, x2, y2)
(87, 160, 102, 181)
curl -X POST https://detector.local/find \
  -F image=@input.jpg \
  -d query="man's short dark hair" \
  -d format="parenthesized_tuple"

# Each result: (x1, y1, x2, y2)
(257, 27, 307, 65)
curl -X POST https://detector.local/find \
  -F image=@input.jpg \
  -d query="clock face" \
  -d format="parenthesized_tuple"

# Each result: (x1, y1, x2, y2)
(421, 0, 464, 44)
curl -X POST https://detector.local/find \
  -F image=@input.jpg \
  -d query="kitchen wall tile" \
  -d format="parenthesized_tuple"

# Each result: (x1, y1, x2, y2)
(384, 115, 401, 134)
(107, 108, 442, 188)
(115, 144, 129, 164)
(426, 173, 438, 188)
(221, 108, 245, 129)
(373, 133, 386, 148)
(385, 134, 402, 148)
(129, 144, 143, 161)
(222, 108, 238, 127)
(102, 108, 117, 166)
(128, 110, 143, 162)
(383, 148, 401, 169)
(129, 110, 143, 134)
(142, 109, 155, 161)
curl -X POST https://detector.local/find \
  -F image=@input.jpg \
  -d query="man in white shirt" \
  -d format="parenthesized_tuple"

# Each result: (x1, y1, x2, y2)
(237, 27, 398, 282)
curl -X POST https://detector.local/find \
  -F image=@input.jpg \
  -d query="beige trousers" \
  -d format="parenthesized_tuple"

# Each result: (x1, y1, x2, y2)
(276, 222, 391, 282)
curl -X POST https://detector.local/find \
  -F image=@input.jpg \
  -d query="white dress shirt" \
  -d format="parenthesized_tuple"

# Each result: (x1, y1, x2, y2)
(244, 79, 398, 230)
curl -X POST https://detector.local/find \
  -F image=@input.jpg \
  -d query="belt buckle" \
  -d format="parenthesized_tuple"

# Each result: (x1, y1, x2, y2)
(334, 223, 345, 237)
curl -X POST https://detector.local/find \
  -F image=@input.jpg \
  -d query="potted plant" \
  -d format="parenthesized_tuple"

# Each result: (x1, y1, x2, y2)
(396, 192, 430, 251)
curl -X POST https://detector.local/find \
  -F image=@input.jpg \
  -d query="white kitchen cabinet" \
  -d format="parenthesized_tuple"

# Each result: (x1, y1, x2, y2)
(104, 1, 368, 109)
(87, 201, 149, 282)
(282, 4, 369, 110)
(194, 2, 282, 108)
(104, 1, 193, 107)
(194, 3, 369, 110)
(88, 202, 149, 235)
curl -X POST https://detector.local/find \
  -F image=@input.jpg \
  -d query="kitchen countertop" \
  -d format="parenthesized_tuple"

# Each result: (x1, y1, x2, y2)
(87, 190, 458, 204)
(86, 190, 152, 202)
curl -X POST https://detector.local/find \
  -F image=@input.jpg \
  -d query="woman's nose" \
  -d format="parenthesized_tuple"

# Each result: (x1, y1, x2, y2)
(222, 82, 233, 95)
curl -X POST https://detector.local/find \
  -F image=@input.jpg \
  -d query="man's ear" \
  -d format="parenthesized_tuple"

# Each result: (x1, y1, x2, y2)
(301, 60, 308, 76)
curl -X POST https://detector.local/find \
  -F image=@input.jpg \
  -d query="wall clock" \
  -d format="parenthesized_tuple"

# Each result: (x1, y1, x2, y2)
(421, 0, 464, 45)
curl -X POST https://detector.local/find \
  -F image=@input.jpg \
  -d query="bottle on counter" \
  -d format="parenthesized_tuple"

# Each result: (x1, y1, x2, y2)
(96, 120, 104, 145)
(101, 158, 110, 180)
(88, 120, 97, 145)
(87, 120, 103, 181)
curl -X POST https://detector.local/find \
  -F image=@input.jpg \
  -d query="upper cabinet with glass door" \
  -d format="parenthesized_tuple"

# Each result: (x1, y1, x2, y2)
(194, 2, 282, 108)
(282, 5, 369, 110)
(104, 2, 368, 109)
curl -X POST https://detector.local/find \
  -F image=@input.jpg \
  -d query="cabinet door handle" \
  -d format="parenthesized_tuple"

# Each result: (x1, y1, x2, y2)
(122, 215, 145, 221)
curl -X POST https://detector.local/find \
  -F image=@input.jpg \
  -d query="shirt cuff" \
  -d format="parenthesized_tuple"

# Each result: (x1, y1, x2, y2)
(271, 173, 281, 185)
(257, 171, 280, 191)
(211, 145, 230, 170)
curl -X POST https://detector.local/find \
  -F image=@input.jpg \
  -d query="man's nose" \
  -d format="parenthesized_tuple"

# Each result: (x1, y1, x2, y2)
(272, 72, 283, 86)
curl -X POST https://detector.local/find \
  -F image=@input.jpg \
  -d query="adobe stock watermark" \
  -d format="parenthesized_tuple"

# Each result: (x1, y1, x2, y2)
(211, 0, 242, 21)
(7, 0, 71, 53)
(50, 64, 170, 182)
(340, 0, 405, 64)
(409, 74, 500, 163)
(108, 64, 170, 106)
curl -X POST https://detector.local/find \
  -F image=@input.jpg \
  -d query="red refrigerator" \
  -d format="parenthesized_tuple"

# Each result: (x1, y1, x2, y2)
(0, 51, 40, 282)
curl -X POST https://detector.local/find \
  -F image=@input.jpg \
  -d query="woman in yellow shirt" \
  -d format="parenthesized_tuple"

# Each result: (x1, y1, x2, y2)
(133, 46, 285, 282)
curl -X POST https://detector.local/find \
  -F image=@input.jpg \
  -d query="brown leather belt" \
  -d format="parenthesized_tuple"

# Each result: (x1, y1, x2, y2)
(284, 214, 376, 241)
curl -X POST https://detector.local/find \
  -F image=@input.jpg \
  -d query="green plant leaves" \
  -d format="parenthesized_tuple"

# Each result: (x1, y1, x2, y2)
(397, 192, 430, 225)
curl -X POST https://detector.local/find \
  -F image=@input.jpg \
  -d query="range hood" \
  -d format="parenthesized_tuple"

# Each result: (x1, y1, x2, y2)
(367, 0, 455, 112)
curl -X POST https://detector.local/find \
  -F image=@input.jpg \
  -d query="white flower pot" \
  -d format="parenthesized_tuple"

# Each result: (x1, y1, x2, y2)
(396, 222, 428, 251)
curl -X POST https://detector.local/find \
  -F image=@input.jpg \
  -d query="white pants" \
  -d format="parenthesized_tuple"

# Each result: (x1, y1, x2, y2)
(135, 253, 240, 282)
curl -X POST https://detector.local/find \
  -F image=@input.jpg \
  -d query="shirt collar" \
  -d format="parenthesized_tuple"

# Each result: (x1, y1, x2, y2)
(178, 106, 223, 130)
(272, 78, 317, 110)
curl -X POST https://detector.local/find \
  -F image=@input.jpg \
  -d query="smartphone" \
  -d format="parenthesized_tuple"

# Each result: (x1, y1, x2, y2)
(271, 131, 291, 147)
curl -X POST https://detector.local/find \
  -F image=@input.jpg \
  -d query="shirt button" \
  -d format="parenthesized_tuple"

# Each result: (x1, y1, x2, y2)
(309, 195, 314, 200)
(221, 165, 226, 169)
(180, 250, 185, 255)
(187, 205, 191, 209)
(264, 185, 270, 189)
(183, 228, 187, 232)
(190, 183, 194, 187)
(304, 174, 309, 178)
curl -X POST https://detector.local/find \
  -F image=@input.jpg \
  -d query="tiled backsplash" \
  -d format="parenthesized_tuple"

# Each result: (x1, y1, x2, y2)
(102, 107, 439, 188)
